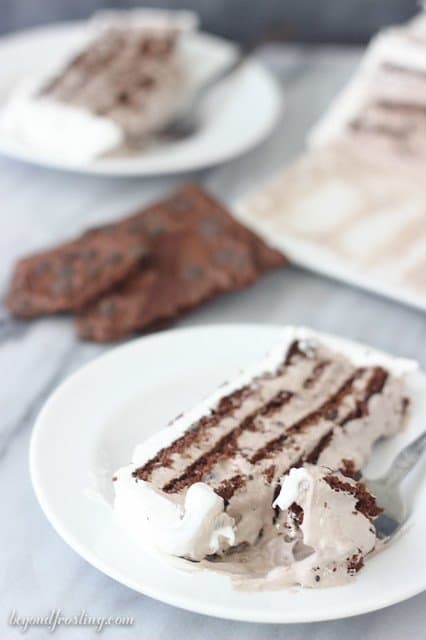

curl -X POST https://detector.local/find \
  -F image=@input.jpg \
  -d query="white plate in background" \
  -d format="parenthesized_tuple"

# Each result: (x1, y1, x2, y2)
(0, 23, 282, 175)
(30, 324, 426, 623)
(235, 143, 426, 313)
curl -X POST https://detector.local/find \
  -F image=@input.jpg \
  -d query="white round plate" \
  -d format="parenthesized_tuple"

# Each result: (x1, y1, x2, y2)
(30, 324, 426, 623)
(0, 23, 282, 176)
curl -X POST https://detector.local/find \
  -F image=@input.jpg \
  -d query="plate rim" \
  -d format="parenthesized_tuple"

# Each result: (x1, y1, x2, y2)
(0, 23, 283, 176)
(29, 323, 426, 623)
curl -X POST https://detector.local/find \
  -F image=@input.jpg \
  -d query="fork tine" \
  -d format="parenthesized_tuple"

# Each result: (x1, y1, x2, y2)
(374, 513, 401, 540)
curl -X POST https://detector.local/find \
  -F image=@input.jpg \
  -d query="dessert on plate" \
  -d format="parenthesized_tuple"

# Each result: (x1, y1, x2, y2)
(236, 11, 426, 311)
(0, 10, 198, 163)
(113, 327, 413, 588)
(309, 11, 426, 173)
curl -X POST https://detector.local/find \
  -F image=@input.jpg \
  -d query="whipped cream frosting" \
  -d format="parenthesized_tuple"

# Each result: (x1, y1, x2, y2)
(1, 79, 123, 163)
(114, 480, 235, 559)
(112, 327, 414, 586)
(0, 9, 197, 163)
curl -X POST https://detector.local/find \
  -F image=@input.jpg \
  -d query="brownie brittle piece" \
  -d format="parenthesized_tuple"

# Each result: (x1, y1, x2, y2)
(76, 185, 286, 341)
(6, 229, 148, 317)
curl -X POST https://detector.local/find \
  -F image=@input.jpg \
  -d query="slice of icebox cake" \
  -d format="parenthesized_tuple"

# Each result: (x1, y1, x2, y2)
(112, 327, 414, 588)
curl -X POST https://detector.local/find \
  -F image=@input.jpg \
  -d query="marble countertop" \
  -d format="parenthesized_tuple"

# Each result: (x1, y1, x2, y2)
(1, 45, 425, 639)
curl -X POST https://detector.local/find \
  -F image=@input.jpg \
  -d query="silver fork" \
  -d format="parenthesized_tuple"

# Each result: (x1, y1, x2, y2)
(364, 430, 426, 540)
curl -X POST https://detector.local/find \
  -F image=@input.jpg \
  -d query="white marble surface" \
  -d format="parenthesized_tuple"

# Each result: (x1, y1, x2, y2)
(1, 45, 425, 639)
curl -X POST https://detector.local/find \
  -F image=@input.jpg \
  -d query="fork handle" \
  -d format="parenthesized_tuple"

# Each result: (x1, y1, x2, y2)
(188, 48, 248, 112)
(383, 430, 426, 486)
